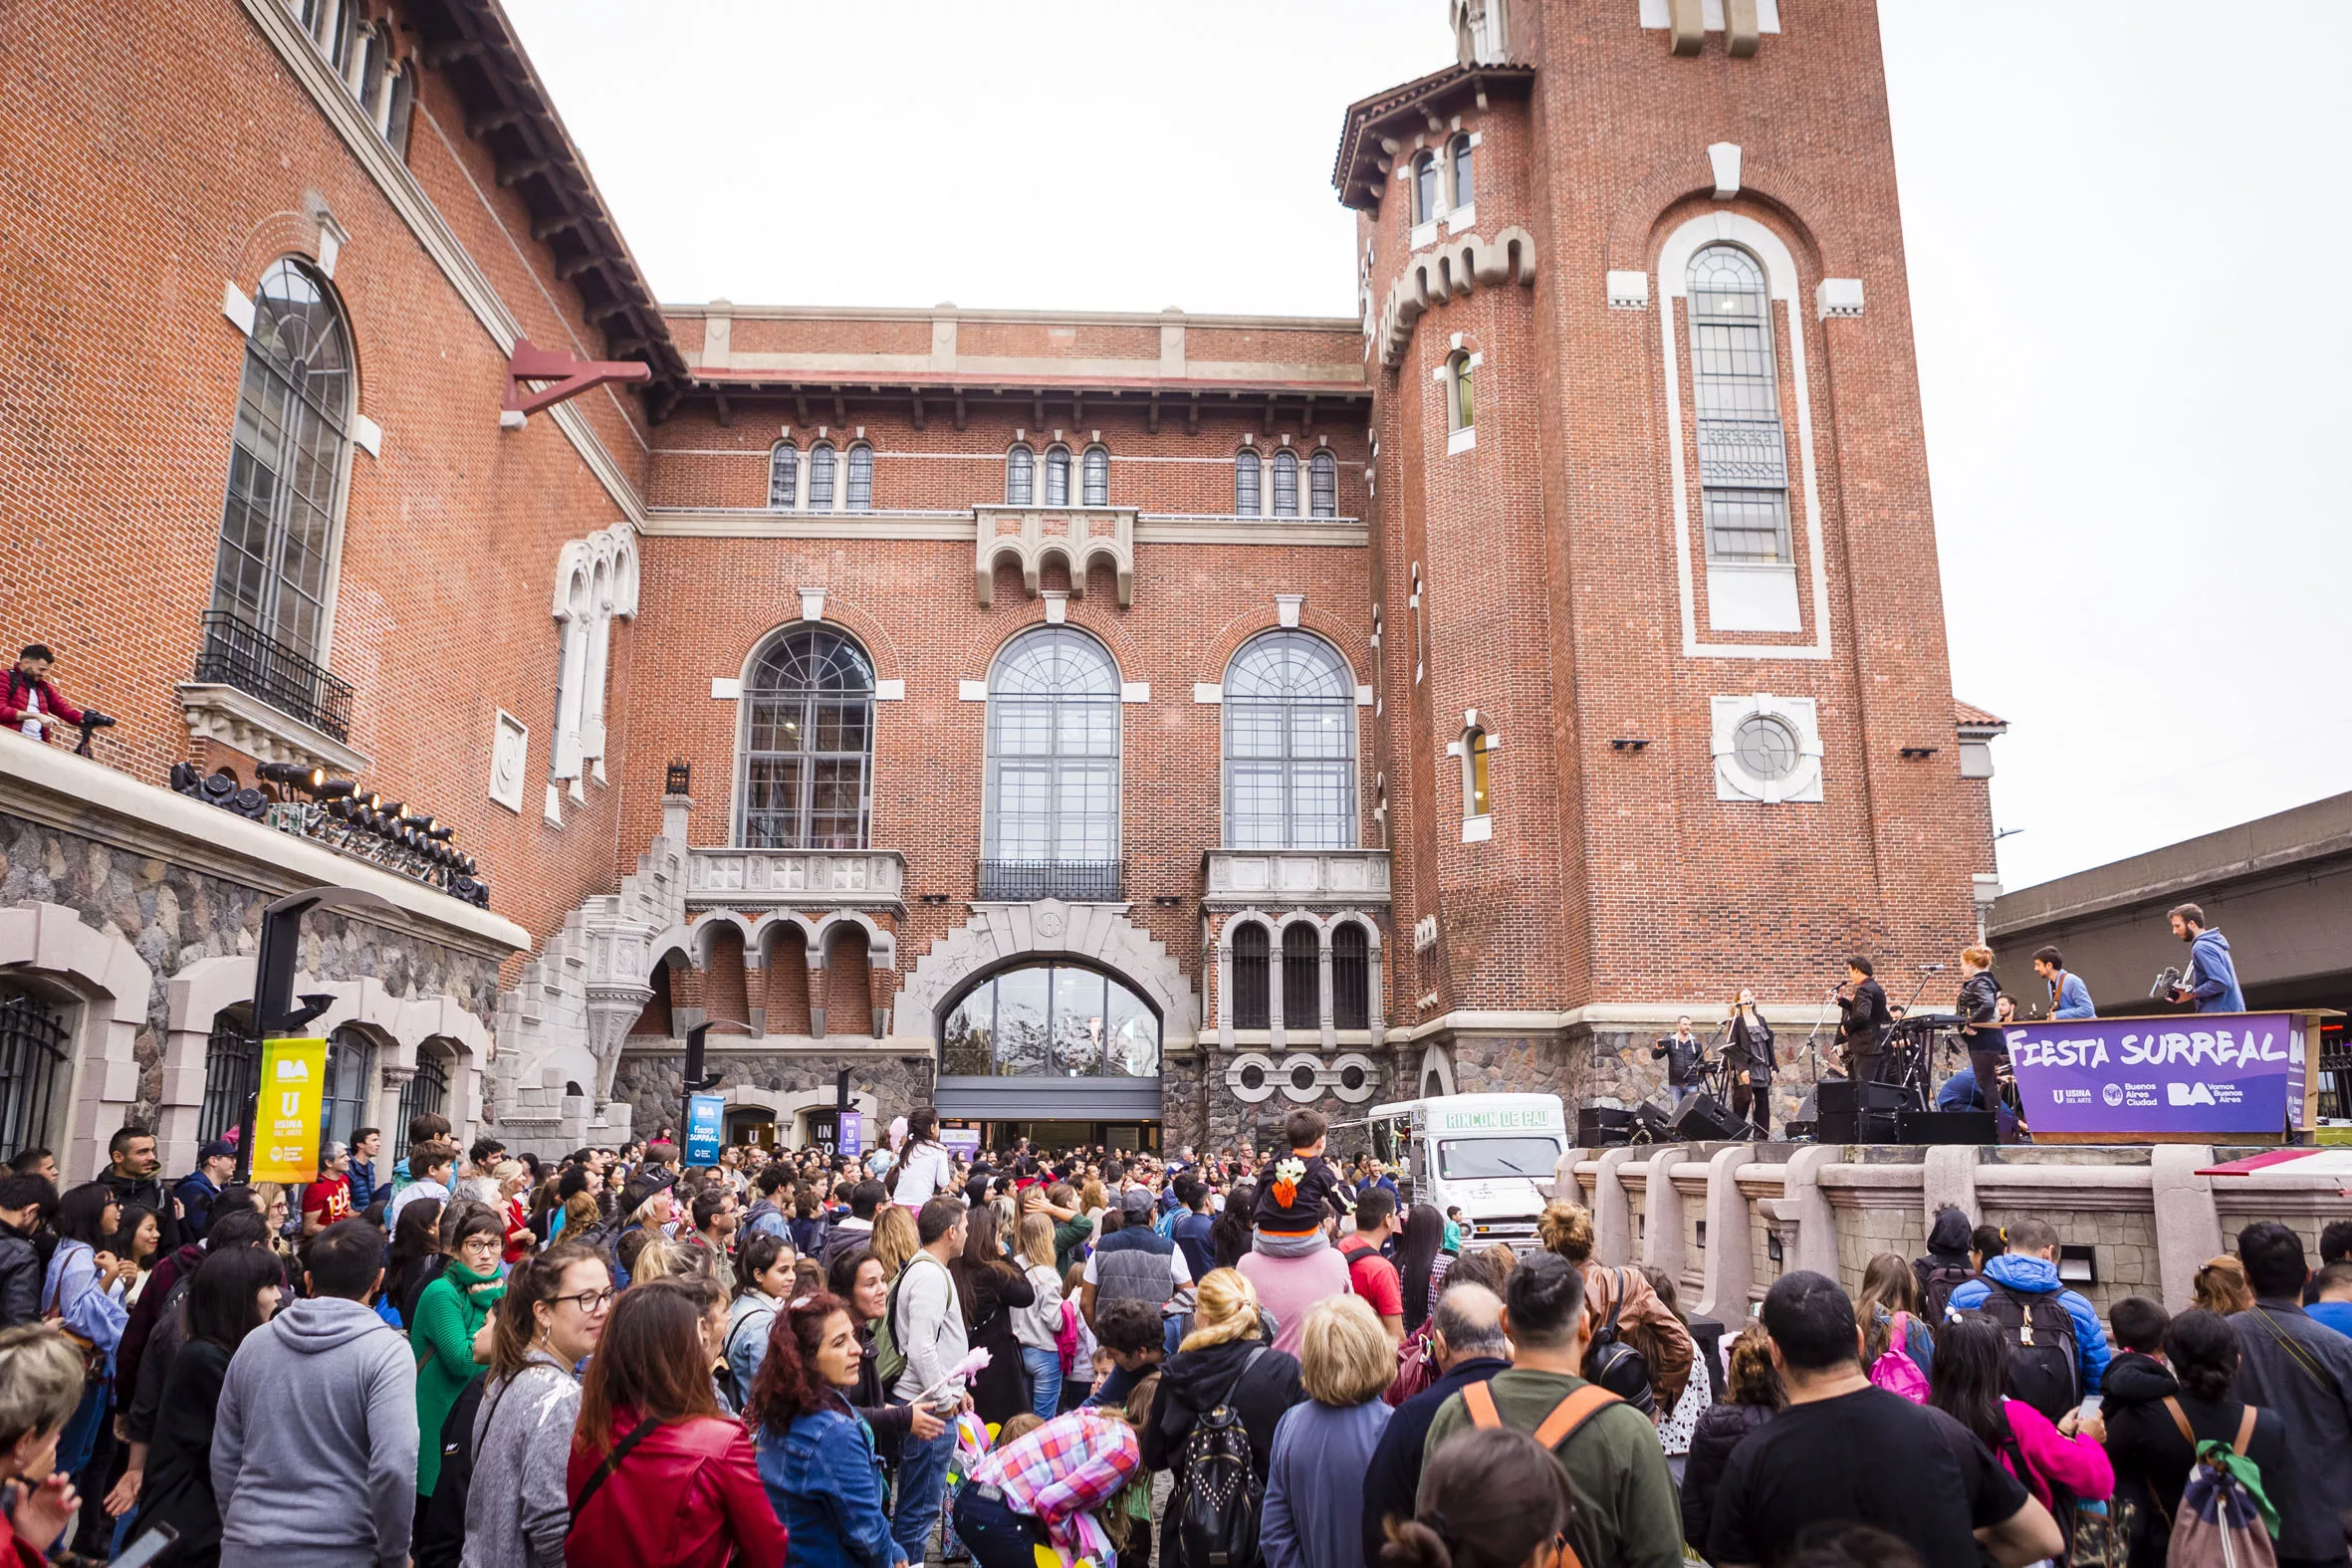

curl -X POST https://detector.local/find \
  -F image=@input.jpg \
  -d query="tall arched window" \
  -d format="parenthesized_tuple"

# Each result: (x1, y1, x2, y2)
(1687, 244, 1791, 564)
(1282, 924, 1320, 1028)
(985, 627, 1119, 869)
(1309, 450, 1337, 518)
(1412, 153, 1438, 225)
(1271, 450, 1299, 517)
(741, 626, 874, 849)
(211, 259, 353, 666)
(1235, 450, 1262, 516)
(1449, 133, 1475, 209)
(322, 1026, 373, 1151)
(941, 963, 1160, 1078)
(808, 443, 836, 510)
(845, 443, 873, 512)
(1332, 923, 1370, 1031)
(1224, 631, 1358, 848)
(767, 444, 798, 510)
(1230, 925, 1271, 1030)
(1447, 352, 1475, 431)
(1465, 726, 1493, 818)
(1044, 446, 1072, 508)
(1081, 446, 1109, 507)
(0, 984, 71, 1165)
(1006, 445, 1035, 506)
(394, 1044, 450, 1158)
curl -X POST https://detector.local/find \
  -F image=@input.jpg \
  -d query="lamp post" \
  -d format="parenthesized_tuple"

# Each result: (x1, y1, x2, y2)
(235, 885, 397, 1184)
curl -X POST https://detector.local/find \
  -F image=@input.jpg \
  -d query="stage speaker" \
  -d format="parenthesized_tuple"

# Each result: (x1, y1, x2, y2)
(1859, 1082, 1920, 1144)
(1632, 1101, 1673, 1142)
(1897, 1109, 1997, 1146)
(1811, 1080, 1857, 1142)
(1668, 1092, 1745, 1142)
(1577, 1106, 1636, 1147)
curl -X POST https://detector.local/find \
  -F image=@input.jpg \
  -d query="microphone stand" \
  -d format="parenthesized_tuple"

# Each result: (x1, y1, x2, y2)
(1801, 988, 1838, 1091)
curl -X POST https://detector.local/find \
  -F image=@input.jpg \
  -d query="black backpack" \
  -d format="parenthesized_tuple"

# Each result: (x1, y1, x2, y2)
(1916, 1260, 1973, 1325)
(1980, 1282, 2079, 1421)
(1171, 1347, 1269, 1568)
(1581, 1268, 1658, 1419)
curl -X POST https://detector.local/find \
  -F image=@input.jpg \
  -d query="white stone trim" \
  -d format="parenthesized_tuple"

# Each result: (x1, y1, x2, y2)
(1462, 813, 1493, 842)
(873, 679, 905, 702)
(1447, 425, 1477, 455)
(1355, 684, 1374, 706)
(1709, 692, 1824, 803)
(176, 682, 371, 776)
(351, 413, 382, 457)
(1606, 270, 1651, 310)
(798, 586, 826, 621)
(711, 678, 743, 700)
(489, 711, 529, 812)
(0, 902, 152, 1183)
(958, 679, 989, 702)
(1638, 0, 1780, 30)
(1816, 278, 1865, 319)
(1193, 683, 1223, 705)
(1119, 682, 1150, 704)
(1657, 211, 1833, 662)
(1275, 593, 1304, 628)
(221, 280, 256, 336)
(896, 900, 1199, 1048)
(1708, 141, 1743, 198)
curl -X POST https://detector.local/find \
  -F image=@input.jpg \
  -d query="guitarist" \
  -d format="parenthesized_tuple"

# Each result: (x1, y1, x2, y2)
(1833, 958, 1893, 1082)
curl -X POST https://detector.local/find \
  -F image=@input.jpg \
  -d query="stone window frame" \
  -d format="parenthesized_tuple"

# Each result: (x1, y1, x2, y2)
(548, 527, 639, 794)
(1308, 450, 1338, 518)
(767, 442, 798, 510)
(1235, 448, 1263, 518)
(807, 441, 836, 511)
(844, 441, 874, 512)
(1220, 629, 1361, 851)
(1270, 449, 1300, 517)
(1043, 444, 1073, 508)
(1081, 444, 1110, 508)
(1214, 909, 1384, 1049)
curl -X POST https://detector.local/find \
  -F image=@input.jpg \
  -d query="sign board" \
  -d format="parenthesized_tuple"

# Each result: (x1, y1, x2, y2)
(2003, 1012, 2312, 1141)
(837, 1110, 863, 1160)
(1431, 1102, 1565, 1136)
(684, 1093, 726, 1166)
(941, 1127, 982, 1157)
(251, 1036, 328, 1184)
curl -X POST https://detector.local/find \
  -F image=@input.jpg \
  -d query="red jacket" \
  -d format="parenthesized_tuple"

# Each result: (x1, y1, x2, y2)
(0, 672, 82, 733)
(566, 1412, 787, 1568)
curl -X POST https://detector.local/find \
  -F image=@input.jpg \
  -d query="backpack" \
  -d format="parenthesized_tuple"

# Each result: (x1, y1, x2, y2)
(1581, 1268, 1658, 1419)
(1979, 1282, 2079, 1422)
(1918, 1260, 1973, 1324)
(719, 1300, 780, 1409)
(1462, 1379, 1619, 1568)
(1867, 1311, 1931, 1404)
(2162, 1399, 2277, 1568)
(1170, 1346, 1269, 1568)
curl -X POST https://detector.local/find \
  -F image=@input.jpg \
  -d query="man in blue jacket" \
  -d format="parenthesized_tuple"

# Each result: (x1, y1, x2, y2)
(1947, 1217, 2110, 1406)
(2030, 947, 2096, 1019)
(2163, 902, 2245, 1012)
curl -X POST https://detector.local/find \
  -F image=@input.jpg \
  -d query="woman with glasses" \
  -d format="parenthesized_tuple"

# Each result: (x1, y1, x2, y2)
(411, 1201, 507, 1508)
(460, 1242, 610, 1568)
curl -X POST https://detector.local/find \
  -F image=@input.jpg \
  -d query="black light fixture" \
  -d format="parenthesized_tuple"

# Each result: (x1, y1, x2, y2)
(665, 760, 692, 795)
(1610, 738, 1651, 752)
(1152, 894, 1184, 907)
(1899, 746, 1941, 760)
(1766, 1232, 1784, 1263)
(918, 892, 950, 905)
(257, 761, 327, 791)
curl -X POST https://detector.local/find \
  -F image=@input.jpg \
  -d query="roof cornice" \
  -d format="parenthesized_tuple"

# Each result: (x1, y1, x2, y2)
(1331, 63, 1535, 212)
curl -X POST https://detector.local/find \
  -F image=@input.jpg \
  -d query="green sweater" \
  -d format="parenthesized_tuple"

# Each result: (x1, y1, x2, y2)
(1422, 1368, 1685, 1568)
(410, 1262, 504, 1495)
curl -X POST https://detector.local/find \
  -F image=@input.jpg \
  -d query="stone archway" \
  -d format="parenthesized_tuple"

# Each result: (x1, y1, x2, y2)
(894, 899, 1199, 1046)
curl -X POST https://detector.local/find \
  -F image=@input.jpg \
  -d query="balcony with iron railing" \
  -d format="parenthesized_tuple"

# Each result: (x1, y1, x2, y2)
(191, 611, 354, 740)
(976, 859, 1124, 902)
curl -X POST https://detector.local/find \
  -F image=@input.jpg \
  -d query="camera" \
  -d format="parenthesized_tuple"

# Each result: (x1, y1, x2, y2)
(2149, 965, 2183, 1001)
(73, 710, 115, 758)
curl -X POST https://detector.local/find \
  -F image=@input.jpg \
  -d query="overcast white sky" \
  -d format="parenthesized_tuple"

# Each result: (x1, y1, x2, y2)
(505, 0, 2349, 894)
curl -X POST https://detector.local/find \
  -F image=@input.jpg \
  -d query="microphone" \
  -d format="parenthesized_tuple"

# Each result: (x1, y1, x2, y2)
(1919, 964, 1947, 972)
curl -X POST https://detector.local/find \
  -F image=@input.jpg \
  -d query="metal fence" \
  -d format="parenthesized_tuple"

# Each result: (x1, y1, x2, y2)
(193, 610, 355, 740)
(975, 859, 1123, 902)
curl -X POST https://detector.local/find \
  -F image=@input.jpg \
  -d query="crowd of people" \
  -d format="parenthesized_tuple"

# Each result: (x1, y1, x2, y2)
(1, 1105, 2348, 1568)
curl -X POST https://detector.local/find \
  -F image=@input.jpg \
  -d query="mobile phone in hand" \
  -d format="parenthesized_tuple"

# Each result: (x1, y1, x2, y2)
(112, 1522, 179, 1568)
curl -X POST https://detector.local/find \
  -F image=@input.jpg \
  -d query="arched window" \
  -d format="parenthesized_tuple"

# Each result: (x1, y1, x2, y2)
(1332, 923, 1371, 1030)
(845, 443, 873, 512)
(1006, 445, 1035, 506)
(1271, 450, 1299, 517)
(211, 259, 353, 665)
(198, 1008, 258, 1144)
(322, 1026, 373, 1151)
(1235, 450, 1262, 516)
(1224, 631, 1358, 848)
(1282, 924, 1320, 1028)
(1230, 925, 1271, 1030)
(808, 443, 836, 510)
(1412, 153, 1438, 225)
(1687, 244, 1790, 564)
(394, 1044, 450, 1159)
(382, 63, 416, 156)
(941, 963, 1160, 1079)
(741, 626, 875, 849)
(1465, 727, 1493, 818)
(1449, 133, 1475, 210)
(1081, 446, 1109, 507)
(985, 627, 1119, 868)
(0, 984, 71, 1165)
(1044, 446, 1071, 508)
(1447, 352, 1475, 432)
(1309, 450, 1337, 517)
(767, 444, 798, 510)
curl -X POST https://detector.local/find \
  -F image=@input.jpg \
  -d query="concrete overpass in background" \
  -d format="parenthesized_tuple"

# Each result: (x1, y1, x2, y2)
(1987, 790, 2352, 1117)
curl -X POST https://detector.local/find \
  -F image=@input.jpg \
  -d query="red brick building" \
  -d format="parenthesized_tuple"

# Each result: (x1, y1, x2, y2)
(0, 0, 1999, 1174)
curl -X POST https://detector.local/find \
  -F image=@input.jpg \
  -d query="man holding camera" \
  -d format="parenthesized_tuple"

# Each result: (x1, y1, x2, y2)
(1, 643, 93, 745)
(2162, 902, 2244, 1013)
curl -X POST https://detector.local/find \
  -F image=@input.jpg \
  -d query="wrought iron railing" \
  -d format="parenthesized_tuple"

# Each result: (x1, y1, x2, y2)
(192, 610, 355, 741)
(976, 859, 1124, 902)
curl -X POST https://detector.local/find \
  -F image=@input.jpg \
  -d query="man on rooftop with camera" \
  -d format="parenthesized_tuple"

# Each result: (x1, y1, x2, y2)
(2162, 902, 2245, 1013)
(1, 643, 93, 745)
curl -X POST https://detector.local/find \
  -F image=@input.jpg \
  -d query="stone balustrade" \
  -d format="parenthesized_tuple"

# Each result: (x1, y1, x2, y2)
(1202, 848, 1391, 907)
(684, 845, 905, 909)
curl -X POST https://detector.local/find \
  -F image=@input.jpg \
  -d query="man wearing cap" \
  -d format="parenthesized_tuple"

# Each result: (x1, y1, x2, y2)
(175, 1139, 239, 1242)
(1079, 1185, 1191, 1326)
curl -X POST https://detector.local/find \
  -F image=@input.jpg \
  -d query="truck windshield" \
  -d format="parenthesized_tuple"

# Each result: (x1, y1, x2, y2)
(1436, 1136, 1562, 1180)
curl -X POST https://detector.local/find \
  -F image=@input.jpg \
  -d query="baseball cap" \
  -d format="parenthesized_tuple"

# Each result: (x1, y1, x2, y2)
(198, 1139, 237, 1163)
(1118, 1187, 1153, 1218)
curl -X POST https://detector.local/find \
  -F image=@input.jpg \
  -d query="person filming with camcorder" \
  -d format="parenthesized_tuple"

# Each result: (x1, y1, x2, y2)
(1, 643, 113, 756)
(2152, 902, 2245, 1013)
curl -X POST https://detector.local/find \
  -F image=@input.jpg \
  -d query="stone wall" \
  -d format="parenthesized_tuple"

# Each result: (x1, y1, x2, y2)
(1197, 1041, 1389, 1159)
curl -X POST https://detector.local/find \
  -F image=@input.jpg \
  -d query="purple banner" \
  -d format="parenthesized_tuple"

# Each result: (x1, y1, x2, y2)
(2004, 1012, 2306, 1136)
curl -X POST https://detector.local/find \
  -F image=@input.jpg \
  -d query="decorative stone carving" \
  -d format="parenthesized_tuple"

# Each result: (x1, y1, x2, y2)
(177, 682, 371, 775)
(1204, 850, 1390, 909)
(489, 711, 529, 812)
(1373, 227, 1537, 370)
(973, 505, 1134, 608)
(685, 848, 904, 910)
(896, 899, 1199, 1047)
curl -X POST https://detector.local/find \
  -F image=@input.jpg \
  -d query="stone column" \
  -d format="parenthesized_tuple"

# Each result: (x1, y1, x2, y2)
(1921, 1144, 1980, 1231)
(1644, 1145, 1690, 1280)
(1216, 928, 1234, 1049)
(2151, 1144, 2223, 1310)
(661, 791, 693, 844)
(1694, 1142, 1756, 1322)
(807, 948, 828, 1039)
(1318, 942, 1336, 1049)
(1592, 1145, 1646, 1266)
(1777, 1143, 1840, 1280)
(585, 983, 653, 1102)
(1267, 933, 1286, 1049)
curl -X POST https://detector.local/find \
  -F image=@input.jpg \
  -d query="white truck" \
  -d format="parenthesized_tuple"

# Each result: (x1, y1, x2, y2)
(1364, 1092, 1568, 1248)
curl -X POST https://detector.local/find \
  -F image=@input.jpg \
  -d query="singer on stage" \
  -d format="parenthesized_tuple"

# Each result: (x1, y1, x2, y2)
(1723, 989, 1774, 1136)
(1835, 956, 1894, 1082)
(1957, 945, 2020, 1143)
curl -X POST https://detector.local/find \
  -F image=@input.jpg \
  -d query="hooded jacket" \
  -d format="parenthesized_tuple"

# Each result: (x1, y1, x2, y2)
(1946, 1252, 2111, 1393)
(0, 1216, 40, 1328)
(213, 1295, 419, 1568)
(2184, 927, 2245, 1012)
(1140, 1329, 1306, 1489)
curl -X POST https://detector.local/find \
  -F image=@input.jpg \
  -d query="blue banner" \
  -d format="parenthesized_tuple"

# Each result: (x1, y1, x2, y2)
(837, 1109, 863, 1160)
(685, 1093, 726, 1165)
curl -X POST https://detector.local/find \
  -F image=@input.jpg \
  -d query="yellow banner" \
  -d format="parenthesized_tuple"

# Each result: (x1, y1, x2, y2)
(252, 1036, 329, 1184)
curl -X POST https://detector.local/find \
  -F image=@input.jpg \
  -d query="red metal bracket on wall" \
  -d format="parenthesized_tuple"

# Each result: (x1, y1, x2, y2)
(501, 337, 652, 426)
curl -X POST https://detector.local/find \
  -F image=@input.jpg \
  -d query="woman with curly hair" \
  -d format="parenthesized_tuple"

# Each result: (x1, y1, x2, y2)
(751, 1291, 905, 1568)
(1533, 1199, 1692, 1414)
(1679, 1324, 1783, 1550)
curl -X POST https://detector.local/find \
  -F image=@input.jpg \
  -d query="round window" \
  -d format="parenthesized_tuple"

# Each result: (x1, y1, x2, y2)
(1239, 1063, 1267, 1092)
(1339, 1063, 1367, 1092)
(1290, 1062, 1319, 1092)
(1732, 714, 1801, 782)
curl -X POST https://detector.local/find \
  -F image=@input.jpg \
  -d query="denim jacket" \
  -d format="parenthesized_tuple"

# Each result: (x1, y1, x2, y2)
(756, 1400, 905, 1568)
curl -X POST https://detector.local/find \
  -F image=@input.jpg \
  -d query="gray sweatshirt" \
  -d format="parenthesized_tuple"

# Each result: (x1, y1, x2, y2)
(890, 1249, 970, 1404)
(462, 1351, 581, 1568)
(213, 1295, 419, 1568)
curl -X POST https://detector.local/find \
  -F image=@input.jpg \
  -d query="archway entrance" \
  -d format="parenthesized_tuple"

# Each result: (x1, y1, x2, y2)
(725, 1106, 778, 1150)
(935, 959, 1162, 1129)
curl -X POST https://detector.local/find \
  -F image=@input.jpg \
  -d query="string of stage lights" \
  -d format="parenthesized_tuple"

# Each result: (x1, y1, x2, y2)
(166, 761, 491, 908)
